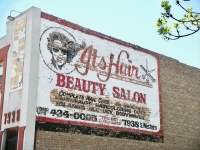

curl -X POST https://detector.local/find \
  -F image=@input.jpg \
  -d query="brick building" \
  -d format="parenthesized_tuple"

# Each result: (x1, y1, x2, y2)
(0, 7, 199, 150)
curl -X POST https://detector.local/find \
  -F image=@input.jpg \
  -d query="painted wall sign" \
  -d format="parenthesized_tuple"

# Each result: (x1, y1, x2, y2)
(10, 15, 26, 91)
(37, 16, 162, 136)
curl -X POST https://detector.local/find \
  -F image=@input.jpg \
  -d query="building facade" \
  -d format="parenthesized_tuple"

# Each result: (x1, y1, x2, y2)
(0, 7, 199, 150)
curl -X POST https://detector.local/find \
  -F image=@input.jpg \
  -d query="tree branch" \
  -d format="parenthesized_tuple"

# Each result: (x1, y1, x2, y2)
(168, 28, 200, 38)
(157, 1, 200, 40)
(183, 24, 197, 31)
(164, 35, 179, 40)
(169, 14, 200, 23)
(178, 2, 200, 15)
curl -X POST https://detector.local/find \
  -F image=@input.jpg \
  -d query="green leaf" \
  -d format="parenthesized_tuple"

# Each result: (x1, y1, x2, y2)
(158, 27, 164, 35)
(161, 18, 167, 24)
(167, 27, 172, 33)
(187, 7, 193, 13)
(193, 22, 198, 25)
(157, 18, 162, 24)
(156, 18, 164, 27)
(161, 1, 169, 7)
(194, 15, 200, 20)
(173, 23, 180, 29)
(161, 1, 171, 13)
(188, 17, 192, 21)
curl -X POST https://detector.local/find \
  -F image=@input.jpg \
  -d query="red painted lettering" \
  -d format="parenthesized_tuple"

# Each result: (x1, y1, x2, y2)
(121, 88, 126, 100)
(76, 48, 141, 83)
(17, 109, 20, 122)
(65, 76, 74, 89)
(4, 113, 7, 124)
(56, 74, 65, 87)
(140, 93, 146, 104)
(112, 86, 120, 98)
(113, 87, 147, 104)
(82, 79, 90, 93)
(75, 45, 93, 75)
(98, 83, 106, 95)
(4, 110, 20, 124)
(12, 111, 15, 123)
(7, 112, 11, 124)
(74, 78, 82, 91)
(55, 75, 106, 95)
(90, 81, 99, 94)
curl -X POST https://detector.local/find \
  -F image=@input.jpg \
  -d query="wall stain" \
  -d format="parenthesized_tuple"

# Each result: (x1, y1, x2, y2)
(35, 122, 163, 143)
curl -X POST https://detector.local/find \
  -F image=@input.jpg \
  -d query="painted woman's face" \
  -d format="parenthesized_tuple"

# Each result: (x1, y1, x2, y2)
(51, 40, 68, 66)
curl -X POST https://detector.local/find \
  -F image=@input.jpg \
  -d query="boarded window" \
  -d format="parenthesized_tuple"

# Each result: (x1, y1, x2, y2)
(0, 62, 3, 84)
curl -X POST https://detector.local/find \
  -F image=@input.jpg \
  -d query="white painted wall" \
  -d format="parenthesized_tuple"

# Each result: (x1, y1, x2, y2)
(37, 18, 161, 133)
(0, 6, 41, 150)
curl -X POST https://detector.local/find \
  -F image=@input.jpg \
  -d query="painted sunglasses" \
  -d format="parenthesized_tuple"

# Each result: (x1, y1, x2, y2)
(51, 47, 68, 55)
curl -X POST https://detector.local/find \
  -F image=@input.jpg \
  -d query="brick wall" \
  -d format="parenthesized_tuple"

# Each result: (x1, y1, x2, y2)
(34, 55, 200, 150)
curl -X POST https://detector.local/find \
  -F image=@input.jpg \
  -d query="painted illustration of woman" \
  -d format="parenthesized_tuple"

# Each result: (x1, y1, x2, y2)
(47, 32, 86, 70)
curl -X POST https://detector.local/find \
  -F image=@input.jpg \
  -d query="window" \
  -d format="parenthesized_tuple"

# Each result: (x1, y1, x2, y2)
(0, 62, 3, 85)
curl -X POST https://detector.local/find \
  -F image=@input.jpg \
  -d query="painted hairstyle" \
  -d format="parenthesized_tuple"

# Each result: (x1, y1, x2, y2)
(47, 31, 86, 62)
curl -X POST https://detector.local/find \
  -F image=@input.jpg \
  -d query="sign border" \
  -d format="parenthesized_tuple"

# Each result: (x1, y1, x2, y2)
(39, 12, 163, 136)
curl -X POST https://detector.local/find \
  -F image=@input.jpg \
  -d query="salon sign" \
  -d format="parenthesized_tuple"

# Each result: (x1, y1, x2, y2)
(37, 17, 162, 135)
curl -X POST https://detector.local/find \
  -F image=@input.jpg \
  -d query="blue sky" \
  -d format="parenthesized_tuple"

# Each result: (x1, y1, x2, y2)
(0, 0, 200, 68)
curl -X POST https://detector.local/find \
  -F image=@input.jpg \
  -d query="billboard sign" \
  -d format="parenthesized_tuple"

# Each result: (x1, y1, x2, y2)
(37, 14, 162, 136)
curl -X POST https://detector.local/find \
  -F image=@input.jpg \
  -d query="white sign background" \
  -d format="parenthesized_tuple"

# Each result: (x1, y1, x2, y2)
(37, 18, 161, 134)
